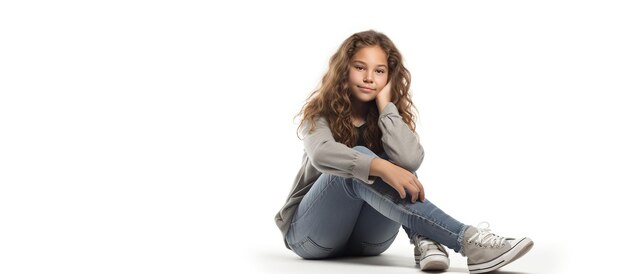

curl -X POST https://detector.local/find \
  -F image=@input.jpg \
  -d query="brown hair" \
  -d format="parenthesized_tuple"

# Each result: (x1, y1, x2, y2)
(297, 30, 416, 154)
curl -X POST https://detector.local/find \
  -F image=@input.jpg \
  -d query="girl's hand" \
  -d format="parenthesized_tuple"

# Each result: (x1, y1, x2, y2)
(370, 158, 425, 203)
(376, 80, 392, 112)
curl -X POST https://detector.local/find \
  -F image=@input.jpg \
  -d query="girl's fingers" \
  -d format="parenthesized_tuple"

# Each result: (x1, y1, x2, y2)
(416, 180, 425, 202)
(396, 184, 406, 199)
(413, 177, 425, 202)
(401, 182, 419, 203)
(409, 184, 419, 203)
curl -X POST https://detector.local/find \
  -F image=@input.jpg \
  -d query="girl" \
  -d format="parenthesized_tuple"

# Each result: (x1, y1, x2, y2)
(275, 30, 533, 273)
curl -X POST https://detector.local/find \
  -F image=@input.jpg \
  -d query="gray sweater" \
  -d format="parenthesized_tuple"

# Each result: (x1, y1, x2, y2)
(274, 103, 425, 247)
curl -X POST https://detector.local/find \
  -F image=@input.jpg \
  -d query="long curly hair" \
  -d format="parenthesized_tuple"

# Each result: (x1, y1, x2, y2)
(297, 30, 416, 154)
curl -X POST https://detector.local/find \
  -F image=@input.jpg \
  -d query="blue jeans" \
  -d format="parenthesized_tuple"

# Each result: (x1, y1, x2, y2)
(286, 146, 468, 259)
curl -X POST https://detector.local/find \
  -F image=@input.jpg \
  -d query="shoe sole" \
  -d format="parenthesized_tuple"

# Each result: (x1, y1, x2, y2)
(468, 237, 534, 274)
(416, 254, 450, 271)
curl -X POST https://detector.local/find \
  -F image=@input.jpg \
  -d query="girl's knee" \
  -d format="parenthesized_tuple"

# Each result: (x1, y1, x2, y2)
(352, 146, 375, 156)
(352, 146, 388, 160)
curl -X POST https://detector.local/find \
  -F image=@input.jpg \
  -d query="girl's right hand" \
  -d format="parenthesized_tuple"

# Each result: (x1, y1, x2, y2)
(371, 158, 425, 203)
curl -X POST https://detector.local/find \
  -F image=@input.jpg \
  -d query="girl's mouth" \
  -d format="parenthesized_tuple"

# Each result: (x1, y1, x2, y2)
(358, 86, 375, 93)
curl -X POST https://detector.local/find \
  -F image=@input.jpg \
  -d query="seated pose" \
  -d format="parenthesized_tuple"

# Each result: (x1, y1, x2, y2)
(274, 30, 533, 273)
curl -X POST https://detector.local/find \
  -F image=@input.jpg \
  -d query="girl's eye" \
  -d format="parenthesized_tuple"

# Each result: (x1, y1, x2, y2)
(355, 66, 365, 71)
(376, 70, 385, 74)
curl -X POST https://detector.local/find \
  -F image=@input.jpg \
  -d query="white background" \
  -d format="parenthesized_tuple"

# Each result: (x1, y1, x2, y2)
(1, 1, 625, 273)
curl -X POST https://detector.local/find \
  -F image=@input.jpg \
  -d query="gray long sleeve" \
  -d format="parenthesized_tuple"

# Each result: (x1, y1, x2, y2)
(378, 102, 425, 172)
(303, 117, 375, 184)
(302, 102, 424, 183)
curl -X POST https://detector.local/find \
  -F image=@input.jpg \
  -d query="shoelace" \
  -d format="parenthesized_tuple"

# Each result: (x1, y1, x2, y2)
(418, 237, 444, 252)
(467, 222, 507, 248)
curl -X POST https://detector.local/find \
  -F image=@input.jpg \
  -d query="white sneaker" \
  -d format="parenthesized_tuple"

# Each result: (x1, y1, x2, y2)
(463, 222, 533, 274)
(414, 235, 450, 271)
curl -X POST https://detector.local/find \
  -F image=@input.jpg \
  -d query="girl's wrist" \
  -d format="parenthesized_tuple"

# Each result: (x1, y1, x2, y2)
(370, 158, 389, 177)
(376, 98, 390, 112)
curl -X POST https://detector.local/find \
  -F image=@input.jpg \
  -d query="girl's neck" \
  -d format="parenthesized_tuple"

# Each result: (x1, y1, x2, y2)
(351, 99, 369, 127)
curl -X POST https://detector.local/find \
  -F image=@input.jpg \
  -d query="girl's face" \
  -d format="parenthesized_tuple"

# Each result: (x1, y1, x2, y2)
(348, 46, 389, 103)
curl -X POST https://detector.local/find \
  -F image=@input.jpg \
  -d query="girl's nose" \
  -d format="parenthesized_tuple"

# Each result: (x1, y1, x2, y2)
(363, 71, 374, 83)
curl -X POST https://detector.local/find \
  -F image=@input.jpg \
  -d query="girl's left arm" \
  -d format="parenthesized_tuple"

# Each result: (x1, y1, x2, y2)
(378, 102, 425, 172)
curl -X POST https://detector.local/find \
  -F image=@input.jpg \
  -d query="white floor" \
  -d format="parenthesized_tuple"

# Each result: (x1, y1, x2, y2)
(250, 236, 560, 274)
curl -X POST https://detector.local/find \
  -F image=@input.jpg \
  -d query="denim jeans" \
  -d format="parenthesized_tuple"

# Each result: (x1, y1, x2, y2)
(286, 146, 468, 259)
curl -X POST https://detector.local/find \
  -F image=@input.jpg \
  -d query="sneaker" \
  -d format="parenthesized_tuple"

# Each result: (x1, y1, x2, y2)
(414, 235, 450, 271)
(463, 222, 533, 274)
